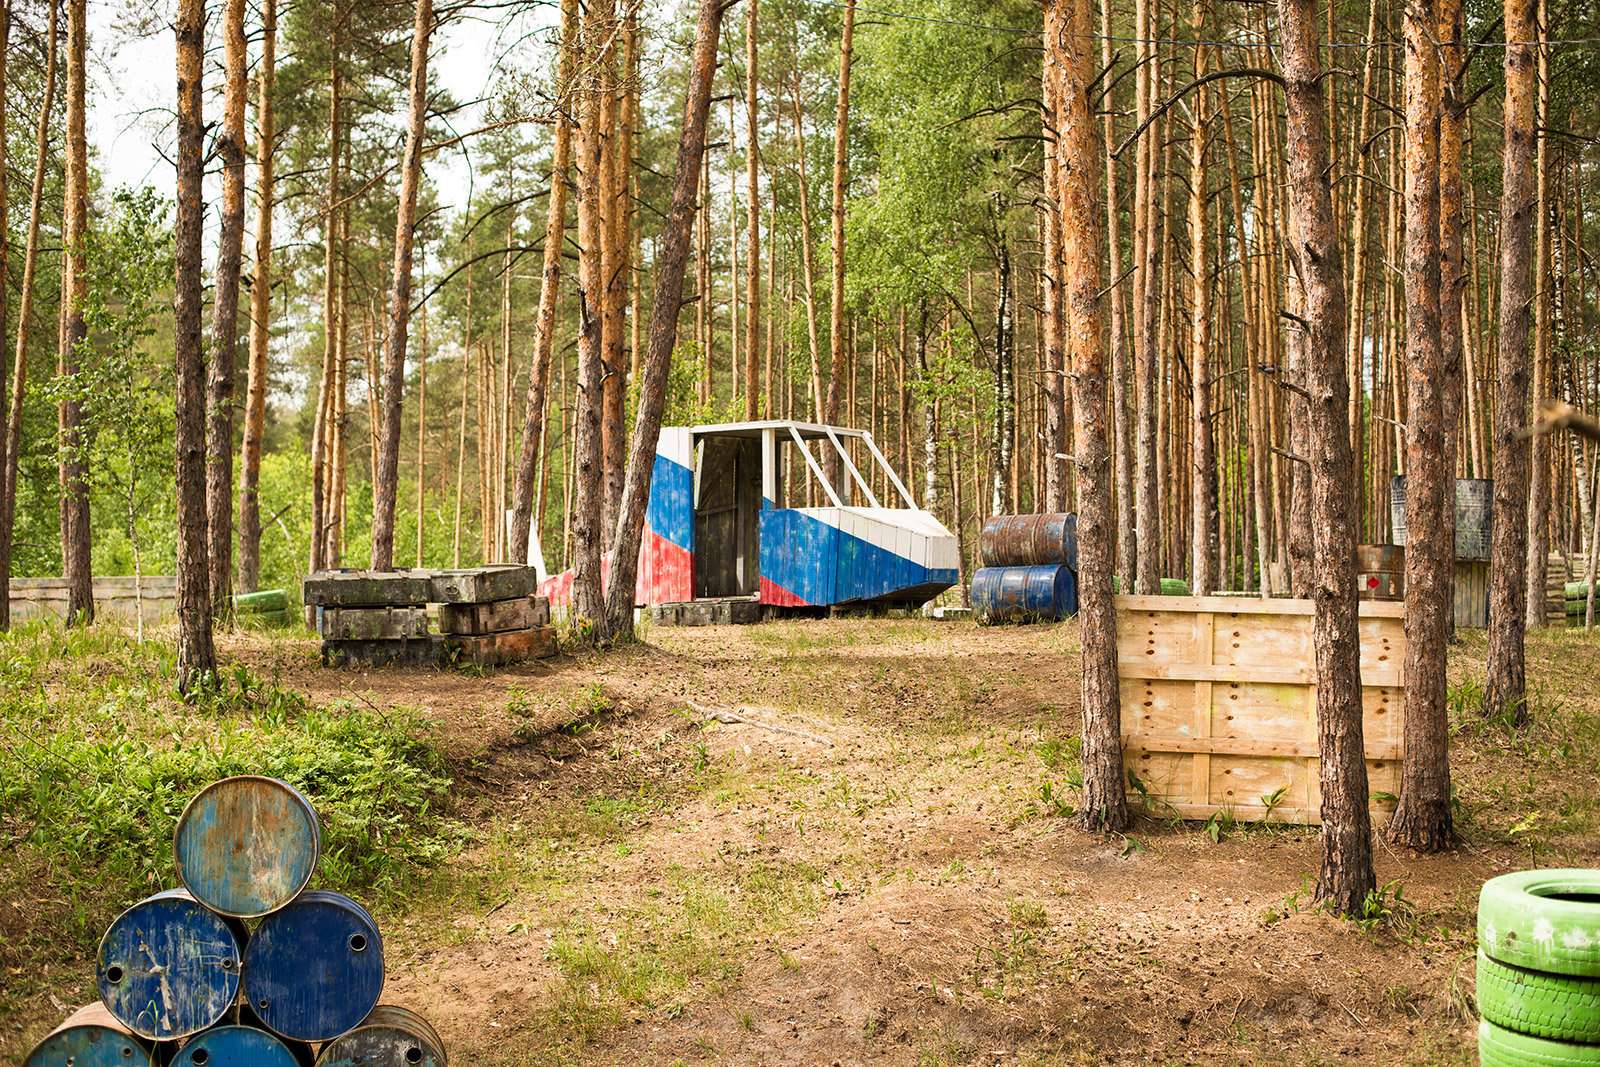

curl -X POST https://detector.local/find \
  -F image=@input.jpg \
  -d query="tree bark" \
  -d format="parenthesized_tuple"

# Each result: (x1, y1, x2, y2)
(571, 0, 615, 628)
(1188, 63, 1215, 595)
(0, 0, 55, 631)
(370, 0, 434, 570)
(823, 0, 855, 441)
(599, 5, 624, 534)
(1388, 0, 1454, 852)
(510, 0, 578, 564)
(1049, 0, 1127, 832)
(1523, 1, 1550, 629)
(175, 0, 215, 687)
(59, 0, 91, 625)
(205, 0, 247, 620)
(601, 0, 728, 641)
(1485, 0, 1537, 725)
(790, 73, 823, 417)
(1279, 0, 1373, 914)
(237, 0, 276, 594)
(744, 0, 761, 420)
(309, 22, 342, 578)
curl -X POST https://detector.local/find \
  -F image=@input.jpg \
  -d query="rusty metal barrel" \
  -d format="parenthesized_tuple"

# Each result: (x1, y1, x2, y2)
(175, 775, 321, 918)
(971, 565, 1078, 623)
(23, 1003, 162, 1067)
(1356, 544, 1405, 600)
(243, 890, 384, 1042)
(170, 1024, 313, 1067)
(979, 513, 1077, 569)
(315, 1006, 447, 1067)
(98, 889, 245, 1040)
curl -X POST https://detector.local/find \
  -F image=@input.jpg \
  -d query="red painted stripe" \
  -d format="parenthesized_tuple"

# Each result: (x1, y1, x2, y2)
(759, 576, 810, 607)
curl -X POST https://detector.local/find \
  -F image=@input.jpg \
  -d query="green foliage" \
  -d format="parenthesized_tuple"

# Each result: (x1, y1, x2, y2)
(0, 624, 462, 950)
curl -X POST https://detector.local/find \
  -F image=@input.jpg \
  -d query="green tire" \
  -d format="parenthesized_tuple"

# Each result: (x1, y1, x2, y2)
(1479, 951, 1600, 1043)
(1479, 870, 1600, 978)
(1479, 1020, 1600, 1066)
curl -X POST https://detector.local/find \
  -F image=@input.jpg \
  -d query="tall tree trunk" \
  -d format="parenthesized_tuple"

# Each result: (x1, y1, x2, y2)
(1049, 0, 1127, 832)
(789, 74, 824, 417)
(1485, 0, 1537, 724)
(1279, 0, 1374, 914)
(370, 0, 434, 570)
(824, 0, 855, 439)
(602, 0, 727, 640)
(0, 0, 8, 630)
(206, 0, 247, 620)
(990, 240, 1014, 516)
(237, 0, 276, 594)
(1041, 3, 1066, 514)
(1523, 2, 1551, 628)
(571, 0, 615, 628)
(510, 0, 578, 563)
(1389, 0, 1454, 852)
(175, 0, 215, 687)
(0, 0, 56, 631)
(1188, 50, 1215, 595)
(599, 5, 624, 534)
(309, 22, 342, 577)
(59, 0, 91, 625)
(1101, 0, 1135, 585)
(744, 0, 761, 419)
(416, 293, 428, 566)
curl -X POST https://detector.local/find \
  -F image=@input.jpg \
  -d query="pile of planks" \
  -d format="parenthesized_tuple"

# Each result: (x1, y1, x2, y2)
(304, 565, 555, 667)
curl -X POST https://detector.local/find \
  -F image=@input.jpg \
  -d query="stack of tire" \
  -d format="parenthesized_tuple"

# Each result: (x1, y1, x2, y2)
(972, 513, 1078, 624)
(1564, 582, 1595, 626)
(23, 776, 446, 1067)
(1477, 869, 1600, 1065)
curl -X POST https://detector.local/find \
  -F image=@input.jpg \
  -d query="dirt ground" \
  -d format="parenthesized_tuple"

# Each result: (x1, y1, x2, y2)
(214, 616, 1585, 1066)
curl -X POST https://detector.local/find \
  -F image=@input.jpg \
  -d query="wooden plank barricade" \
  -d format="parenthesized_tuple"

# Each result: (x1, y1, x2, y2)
(303, 566, 555, 668)
(1116, 595, 1406, 825)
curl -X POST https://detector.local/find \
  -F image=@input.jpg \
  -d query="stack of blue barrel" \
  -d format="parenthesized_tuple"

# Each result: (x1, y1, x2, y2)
(24, 776, 446, 1066)
(971, 513, 1079, 624)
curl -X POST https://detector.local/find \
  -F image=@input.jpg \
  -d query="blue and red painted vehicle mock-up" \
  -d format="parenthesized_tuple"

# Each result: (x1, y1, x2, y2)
(544, 420, 958, 614)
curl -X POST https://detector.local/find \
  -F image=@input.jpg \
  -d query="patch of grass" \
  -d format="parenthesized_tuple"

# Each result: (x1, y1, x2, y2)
(0, 622, 461, 1034)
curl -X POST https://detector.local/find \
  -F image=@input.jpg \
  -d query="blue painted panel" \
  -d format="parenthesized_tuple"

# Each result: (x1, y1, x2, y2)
(175, 776, 321, 919)
(98, 889, 243, 1040)
(171, 1025, 313, 1067)
(23, 1006, 158, 1067)
(758, 504, 838, 605)
(645, 455, 694, 553)
(243, 890, 384, 1042)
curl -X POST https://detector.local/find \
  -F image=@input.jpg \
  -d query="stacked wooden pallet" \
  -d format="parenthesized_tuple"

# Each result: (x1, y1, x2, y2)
(304, 566, 555, 667)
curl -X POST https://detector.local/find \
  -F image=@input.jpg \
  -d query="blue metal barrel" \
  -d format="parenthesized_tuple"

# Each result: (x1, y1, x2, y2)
(971, 565, 1078, 623)
(175, 776, 321, 918)
(979, 513, 1078, 568)
(98, 889, 245, 1040)
(244, 890, 384, 1042)
(23, 1003, 161, 1067)
(315, 1006, 446, 1067)
(170, 1024, 313, 1067)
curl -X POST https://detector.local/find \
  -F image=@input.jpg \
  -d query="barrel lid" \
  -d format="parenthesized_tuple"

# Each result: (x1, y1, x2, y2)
(97, 890, 243, 1040)
(175, 775, 321, 918)
(315, 1005, 446, 1067)
(170, 1024, 312, 1067)
(244, 890, 385, 1043)
(23, 1003, 156, 1067)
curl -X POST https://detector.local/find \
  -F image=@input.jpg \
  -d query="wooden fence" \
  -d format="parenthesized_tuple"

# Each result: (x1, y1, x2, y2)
(9, 576, 177, 625)
(1116, 595, 1406, 825)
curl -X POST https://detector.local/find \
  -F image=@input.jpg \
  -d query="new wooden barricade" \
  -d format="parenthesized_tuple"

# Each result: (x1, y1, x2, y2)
(1116, 595, 1406, 825)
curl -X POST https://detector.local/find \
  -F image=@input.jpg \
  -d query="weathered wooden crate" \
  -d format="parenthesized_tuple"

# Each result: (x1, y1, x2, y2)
(321, 637, 441, 668)
(303, 570, 433, 607)
(444, 627, 558, 665)
(10, 575, 177, 624)
(316, 605, 430, 641)
(428, 566, 538, 604)
(1116, 595, 1406, 825)
(438, 595, 549, 635)
(650, 597, 762, 627)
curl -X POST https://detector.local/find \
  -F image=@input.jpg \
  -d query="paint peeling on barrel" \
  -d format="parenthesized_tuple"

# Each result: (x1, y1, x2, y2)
(972, 565, 1079, 623)
(314, 1005, 447, 1067)
(22, 1002, 160, 1067)
(175, 775, 321, 918)
(979, 513, 1078, 568)
(170, 1024, 314, 1067)
(97, 889, 244, 1040)
(244, 890, 384, 1042)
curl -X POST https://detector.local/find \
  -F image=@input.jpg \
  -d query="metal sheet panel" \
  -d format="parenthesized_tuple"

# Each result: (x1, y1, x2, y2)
(243, 891, 384, 1043)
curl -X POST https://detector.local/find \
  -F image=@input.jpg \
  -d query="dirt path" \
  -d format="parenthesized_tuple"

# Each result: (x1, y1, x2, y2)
(231, 617, 1581, 1065)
